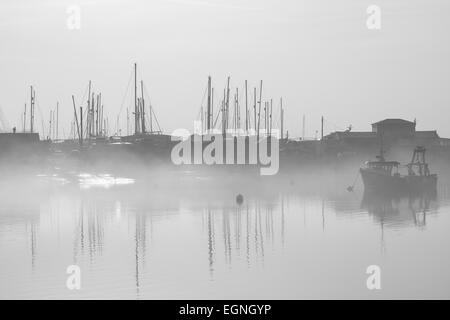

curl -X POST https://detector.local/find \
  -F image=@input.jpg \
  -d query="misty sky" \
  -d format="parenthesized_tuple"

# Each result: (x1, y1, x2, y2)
(1, 0, 449, 138)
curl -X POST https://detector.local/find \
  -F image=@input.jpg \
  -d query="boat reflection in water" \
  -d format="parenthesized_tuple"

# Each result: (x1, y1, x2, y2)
(361, 190, 437, 229)
(2, 168, 450, 299)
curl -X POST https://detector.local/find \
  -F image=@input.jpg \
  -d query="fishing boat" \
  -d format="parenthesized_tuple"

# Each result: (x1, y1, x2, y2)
(360, 146, 437, 194)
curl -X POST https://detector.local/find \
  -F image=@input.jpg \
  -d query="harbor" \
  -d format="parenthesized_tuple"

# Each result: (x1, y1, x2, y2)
(2, 64, 450, 178)
(2, 0, 450, 302)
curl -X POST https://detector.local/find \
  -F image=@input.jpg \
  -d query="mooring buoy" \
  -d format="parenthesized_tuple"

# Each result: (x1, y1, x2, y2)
(236, 194, 244, 205)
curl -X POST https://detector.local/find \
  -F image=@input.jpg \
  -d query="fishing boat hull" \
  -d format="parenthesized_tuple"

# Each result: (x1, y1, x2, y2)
(360, 168, 437, 195)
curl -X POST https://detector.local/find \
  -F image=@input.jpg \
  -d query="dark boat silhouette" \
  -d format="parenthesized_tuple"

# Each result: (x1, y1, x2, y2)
(360, 146, 437, 194)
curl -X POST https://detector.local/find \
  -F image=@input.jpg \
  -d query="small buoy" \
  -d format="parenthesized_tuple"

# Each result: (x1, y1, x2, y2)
(236, 194, 244, 205)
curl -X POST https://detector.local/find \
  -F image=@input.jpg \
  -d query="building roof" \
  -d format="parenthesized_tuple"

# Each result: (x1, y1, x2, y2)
(414, 131, 439, 139)
(324, 130, 441, 141)
(324, 131, 377, 140)
(371, 118, 415, 126)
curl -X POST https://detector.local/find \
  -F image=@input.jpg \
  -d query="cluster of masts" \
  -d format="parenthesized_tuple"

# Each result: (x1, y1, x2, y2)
(21, 86, 60, 141)
(70, 80, 108, 146)
(21, 83, 106, 143)
(14, 63, 331, 143)
(21, 86, 36, 134)
(19, 63, 163, 145)
(127, 63, 161, 136)
(198, 77, 286, 140)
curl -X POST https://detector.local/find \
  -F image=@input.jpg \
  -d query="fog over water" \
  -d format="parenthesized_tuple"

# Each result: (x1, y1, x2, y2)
(1, 164, 450, 299)
(1, 0, 450, 301)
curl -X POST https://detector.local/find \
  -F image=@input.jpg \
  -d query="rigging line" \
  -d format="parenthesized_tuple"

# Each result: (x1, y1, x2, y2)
(136, 64, 159, 132)
(116, 66, 134, 119)
(142, 82, 161, 132)
(80, 81, 90, 109)
(150, 105, 162, 133)
(35, 98, 46, 137)
(82, 107, 90, 138)
(196, 82, 208, 121)
(213, 105, 221, 128)
(141, 82, 163, 133)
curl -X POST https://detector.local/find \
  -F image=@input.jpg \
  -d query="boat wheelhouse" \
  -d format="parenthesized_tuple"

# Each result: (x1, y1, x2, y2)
(360, 146, 437, 194)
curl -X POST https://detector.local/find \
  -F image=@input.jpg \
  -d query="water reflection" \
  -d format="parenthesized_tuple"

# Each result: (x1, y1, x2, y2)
(361, 192, 437, 229)
(72, 201, 106, 263)
(0, 173, 449, 299)
(201, 199, 284, 273)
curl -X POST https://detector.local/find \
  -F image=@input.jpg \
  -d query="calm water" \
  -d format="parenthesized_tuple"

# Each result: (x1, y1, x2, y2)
(1, 169, 450, 299)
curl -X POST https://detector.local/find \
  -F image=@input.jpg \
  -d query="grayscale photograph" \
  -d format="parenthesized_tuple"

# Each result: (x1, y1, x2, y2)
(1, 0, 449, 305)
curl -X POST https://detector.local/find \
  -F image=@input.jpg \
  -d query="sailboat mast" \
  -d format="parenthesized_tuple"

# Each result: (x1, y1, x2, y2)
(96, 95, 99, 136)
(258, 80, 263, 140)
(253, 88, 256, 132)
(134, 63, 138, 135)
(236, 87, 239, 131)
(207, 76, 211, 132)
(56, 102, 59, 140)
(280, 98, 283, 140)
(23, 103, 26, 132)
(30, 86, 34, 133)
(302, 114, 305, 140)
(226, 77, 230, 133)
(141, 80, 145, 134)
(270, 99, 273, 136)
(80, 107, 83, 145)
(87, 81, 91, 140)
(245, 80, 248, 133)
(72, 95, 81, 145)
(211, 87, 214, 130)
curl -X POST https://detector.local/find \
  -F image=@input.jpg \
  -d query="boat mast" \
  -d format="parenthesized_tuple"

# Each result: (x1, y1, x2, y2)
(23, 103, 26, 132)
(221, 89, 226, 135)
(226, 77, 230, 133)
(211, 87, 214, 130)
(48, 110, 52, 139)
(253, 88, 256, 133)
(270, 99, 273, 136)
(72, 95, 81, 145)
(235, 88, 239, 133)
(87, 81, 91, 141)
(280, 97, 283, 140)
(56, 102, 59, 140)
(302, 114, 305, 140)
(245, 80, 248, 133)
(30, 86, 35, 133)
(207, 76, 211, 132)
(321, 116, 324, 140)
(257, 80, 263, 140)
(80, 106, 83, 145)
(95, 94, 99, 137)
(134, 63, 138, 135)
(141, 80, 145, 134)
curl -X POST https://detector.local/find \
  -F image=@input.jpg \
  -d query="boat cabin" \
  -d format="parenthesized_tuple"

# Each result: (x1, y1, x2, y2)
(365, 160, 400, 176)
